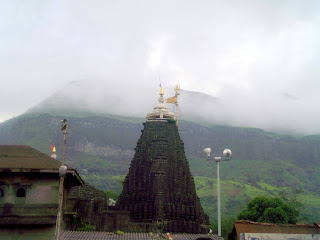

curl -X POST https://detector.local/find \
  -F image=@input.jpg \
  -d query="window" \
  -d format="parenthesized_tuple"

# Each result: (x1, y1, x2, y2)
(15, 187, 27, 204)
(17, 188, 26, 198)
(0, 188, 4, 204)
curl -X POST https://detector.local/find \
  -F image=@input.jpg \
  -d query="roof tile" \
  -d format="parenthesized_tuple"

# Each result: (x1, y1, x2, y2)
(0, 145, 74, 170)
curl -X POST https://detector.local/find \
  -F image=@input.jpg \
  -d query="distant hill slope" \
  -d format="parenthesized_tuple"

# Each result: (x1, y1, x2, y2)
(26, 80, 219, 124)
(23, 80, 320, 135)
(0, 113, 319, 222)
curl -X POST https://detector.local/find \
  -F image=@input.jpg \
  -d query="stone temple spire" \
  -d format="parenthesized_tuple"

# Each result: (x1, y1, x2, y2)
(146, 87, 175, 121)
(117, 87, 210, 233)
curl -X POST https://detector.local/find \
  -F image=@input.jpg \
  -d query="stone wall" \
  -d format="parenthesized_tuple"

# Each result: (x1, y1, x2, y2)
(117, 121, 210, 233)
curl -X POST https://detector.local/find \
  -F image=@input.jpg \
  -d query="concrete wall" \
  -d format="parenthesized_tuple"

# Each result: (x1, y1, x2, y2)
(0, 173, 60, 225)
(0, 173, 59, 205)
(235, 221, 320, 240)
(0, 225, 56, 240)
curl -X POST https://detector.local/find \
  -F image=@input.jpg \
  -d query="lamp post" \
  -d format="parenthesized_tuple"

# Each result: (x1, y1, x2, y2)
(203, 148, 232, 237)
(55, 119, 68, 240)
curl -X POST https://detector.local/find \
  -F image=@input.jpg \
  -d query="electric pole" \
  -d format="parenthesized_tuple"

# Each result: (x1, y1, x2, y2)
(55, 119, 68, 240)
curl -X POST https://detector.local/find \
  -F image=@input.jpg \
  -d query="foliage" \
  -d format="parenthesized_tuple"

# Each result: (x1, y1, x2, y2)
(259, 207, 289, 223)
(238, 196, 300, 224)
(210, 217, 236, 239)
(72, 216, 95, 231)
(104, 190, 119, 201)
(0, 113, 319, 223)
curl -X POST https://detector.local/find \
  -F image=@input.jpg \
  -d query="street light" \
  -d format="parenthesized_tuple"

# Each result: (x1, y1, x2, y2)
(203, 148, 232, 237)
(55, 119, 68, 240)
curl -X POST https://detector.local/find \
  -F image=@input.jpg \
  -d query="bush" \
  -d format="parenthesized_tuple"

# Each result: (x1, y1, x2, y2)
(238, 196, 300, 224)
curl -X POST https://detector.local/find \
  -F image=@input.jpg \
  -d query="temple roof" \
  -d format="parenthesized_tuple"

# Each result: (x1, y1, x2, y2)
(146, 88, 175, 121)
(68, 184, 107, 200)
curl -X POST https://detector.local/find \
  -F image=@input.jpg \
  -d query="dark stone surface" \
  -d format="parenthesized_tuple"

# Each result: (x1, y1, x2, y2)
(117, 121, 209, 233)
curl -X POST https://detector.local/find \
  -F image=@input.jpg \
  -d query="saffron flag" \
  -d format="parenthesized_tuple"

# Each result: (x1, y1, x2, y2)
(165, 96, 177, 104)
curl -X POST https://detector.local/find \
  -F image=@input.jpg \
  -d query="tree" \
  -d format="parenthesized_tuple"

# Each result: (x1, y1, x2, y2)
(237, 196, 300, 224)
(210, 217, 236, 239)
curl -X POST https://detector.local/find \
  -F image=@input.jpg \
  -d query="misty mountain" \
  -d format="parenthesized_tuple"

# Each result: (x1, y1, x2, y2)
(25, 80, 320, 135)
(1, 81, 319, 221)
(0, 112, 319, 222)
(27, 80, 221, 124)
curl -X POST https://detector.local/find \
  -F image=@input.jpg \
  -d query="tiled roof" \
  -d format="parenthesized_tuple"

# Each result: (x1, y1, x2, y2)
(68, 184, 107, 200)
(59, 231, 223, 240)
(235, 220, 318, 228)
(234, 220, 320, 237)
(0, 145, 84, 185)
(0, 145, 74, 170)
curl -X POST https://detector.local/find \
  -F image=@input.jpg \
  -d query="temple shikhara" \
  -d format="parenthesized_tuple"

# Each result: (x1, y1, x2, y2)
(116, 87, 210, 233)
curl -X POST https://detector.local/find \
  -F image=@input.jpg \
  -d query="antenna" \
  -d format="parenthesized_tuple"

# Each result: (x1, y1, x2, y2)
(174, 84, 180, 127)
(158, 70, 161, 88)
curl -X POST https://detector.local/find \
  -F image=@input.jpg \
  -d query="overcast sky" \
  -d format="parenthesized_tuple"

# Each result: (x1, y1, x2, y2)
(1, 0, 320, 134)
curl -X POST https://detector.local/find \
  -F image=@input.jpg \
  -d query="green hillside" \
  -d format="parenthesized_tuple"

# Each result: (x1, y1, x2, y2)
(0, 113, 319, 223)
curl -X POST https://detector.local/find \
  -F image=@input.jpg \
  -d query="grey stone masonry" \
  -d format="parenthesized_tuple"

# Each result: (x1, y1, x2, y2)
(116, 121, 209, 233)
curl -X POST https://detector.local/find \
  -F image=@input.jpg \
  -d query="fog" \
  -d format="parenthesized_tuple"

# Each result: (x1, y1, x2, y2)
(1, 0, 319, 135)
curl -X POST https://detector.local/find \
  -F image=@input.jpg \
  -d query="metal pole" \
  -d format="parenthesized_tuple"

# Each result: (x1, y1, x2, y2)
(61, 127, 66, 165)
(175, 102, 179, 127)
(56, 176, 65, 239)
(217, 160, 221, 237)
(55, 120, 67, 240)
(204, 149, 231, 237)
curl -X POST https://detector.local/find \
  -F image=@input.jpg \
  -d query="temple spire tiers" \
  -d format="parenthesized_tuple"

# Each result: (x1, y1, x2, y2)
(117, 87, 209, 234)
(146, 87, 175, 121)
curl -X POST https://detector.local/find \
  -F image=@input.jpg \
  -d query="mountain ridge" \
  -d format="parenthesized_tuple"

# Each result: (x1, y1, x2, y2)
(21, 79, 319, 135)
(0, 112, 319, 222)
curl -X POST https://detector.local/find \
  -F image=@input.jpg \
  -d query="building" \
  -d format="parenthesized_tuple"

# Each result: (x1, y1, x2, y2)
(234, 220, 320, 239)
(116, 88, 210, 233)
(0, 145, 106, 239)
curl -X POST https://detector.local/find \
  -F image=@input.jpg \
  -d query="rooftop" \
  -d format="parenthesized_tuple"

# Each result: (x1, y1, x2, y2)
(68, 184, 107, 200)
(0, 145, 83, 184)
(146, 87, 175, 122)
(234, 220, 320, 238)
(0, 145, 74, 170)
(59, 231, 222, 240)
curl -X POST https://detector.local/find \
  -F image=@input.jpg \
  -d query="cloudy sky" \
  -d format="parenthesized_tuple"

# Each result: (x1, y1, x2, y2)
(1, 0, 319, 134)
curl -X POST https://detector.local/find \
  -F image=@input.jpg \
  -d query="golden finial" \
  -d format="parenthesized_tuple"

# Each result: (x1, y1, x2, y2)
(159, 87, 164, 96)
(174, 84, 180, 95)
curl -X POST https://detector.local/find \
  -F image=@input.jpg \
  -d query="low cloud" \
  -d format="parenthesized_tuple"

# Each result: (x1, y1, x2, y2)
(1, 0, 319, 135)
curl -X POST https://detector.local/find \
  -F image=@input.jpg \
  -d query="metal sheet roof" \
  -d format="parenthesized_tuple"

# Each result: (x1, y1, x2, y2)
(59, 231, 223, 240)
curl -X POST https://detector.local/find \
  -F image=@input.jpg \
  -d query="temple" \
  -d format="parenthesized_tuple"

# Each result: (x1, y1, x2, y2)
(116, 87, 210, 233)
